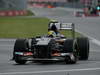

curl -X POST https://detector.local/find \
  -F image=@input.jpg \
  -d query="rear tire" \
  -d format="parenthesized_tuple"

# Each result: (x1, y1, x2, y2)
(13, 39, 29, 64)
(77, 37, 89, 60)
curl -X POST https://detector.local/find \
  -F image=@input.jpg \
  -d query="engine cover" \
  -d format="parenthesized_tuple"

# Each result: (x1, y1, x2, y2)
(34, 38, 52, 58)
(36, 38, 51, 45)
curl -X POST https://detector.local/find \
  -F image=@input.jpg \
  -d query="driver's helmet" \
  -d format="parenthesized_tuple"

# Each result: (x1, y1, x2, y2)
(48, 30, 56, 37)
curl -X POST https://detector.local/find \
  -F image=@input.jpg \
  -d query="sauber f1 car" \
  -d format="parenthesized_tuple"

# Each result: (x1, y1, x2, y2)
(12, 21, 89, 64)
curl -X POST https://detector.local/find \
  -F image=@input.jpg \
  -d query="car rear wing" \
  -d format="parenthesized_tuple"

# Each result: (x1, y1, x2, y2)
(60, 23, 74, 30)
(49, 22, 75, 38)
(60, 23, 75, 38)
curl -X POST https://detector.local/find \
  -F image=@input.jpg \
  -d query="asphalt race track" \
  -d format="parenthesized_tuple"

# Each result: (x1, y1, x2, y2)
(0, 7, 100, 75)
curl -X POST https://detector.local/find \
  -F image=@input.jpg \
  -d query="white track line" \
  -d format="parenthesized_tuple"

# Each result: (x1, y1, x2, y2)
(0, 68, 100, 75)
(91, 38, 100, 46)
(76, 30, 100, 47)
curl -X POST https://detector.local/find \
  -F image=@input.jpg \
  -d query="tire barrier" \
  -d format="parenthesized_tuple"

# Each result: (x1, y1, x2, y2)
(0, 10, 27, 16)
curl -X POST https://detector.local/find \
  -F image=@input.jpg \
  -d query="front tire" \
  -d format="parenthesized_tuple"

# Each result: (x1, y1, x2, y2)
(63, 39, 77, 64)
(15, 56, 27, 64)
(13, 39, 29, 64)
(77, 37, 89, 60)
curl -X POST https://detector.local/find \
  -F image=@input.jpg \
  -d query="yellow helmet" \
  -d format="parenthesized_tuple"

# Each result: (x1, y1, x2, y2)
(48, 30, 56, 37)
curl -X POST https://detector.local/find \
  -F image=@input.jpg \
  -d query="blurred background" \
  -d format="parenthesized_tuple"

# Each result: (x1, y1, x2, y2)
(0, 0, 100, 16)
(0, 0, 100, 10)
(0, 0, 27, 10)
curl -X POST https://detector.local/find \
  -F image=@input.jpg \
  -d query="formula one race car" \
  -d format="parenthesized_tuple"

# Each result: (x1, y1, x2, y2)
(12, 20, 89, 64)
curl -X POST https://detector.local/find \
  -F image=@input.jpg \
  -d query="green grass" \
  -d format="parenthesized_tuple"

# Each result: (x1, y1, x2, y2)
(0, 17, 82, 38)
(60, 30, 83, 38)
(0, 17, 49, 38)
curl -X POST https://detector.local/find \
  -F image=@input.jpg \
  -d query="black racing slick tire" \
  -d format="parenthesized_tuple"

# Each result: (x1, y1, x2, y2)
(13, 39, 29, 64)
(63, 39, 77, 64)
(15, 56, 27, 64)
(14, 39, 29, 52)
(77, 37, 89, 60)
